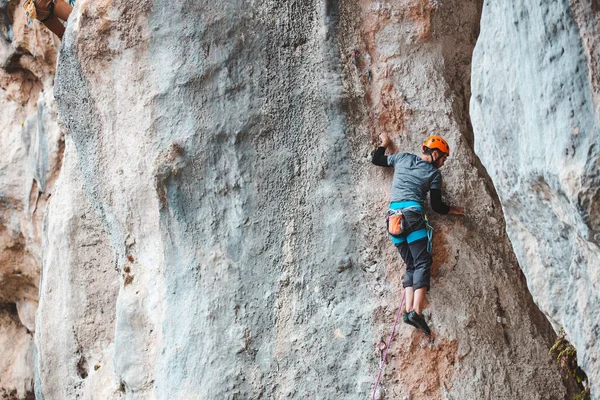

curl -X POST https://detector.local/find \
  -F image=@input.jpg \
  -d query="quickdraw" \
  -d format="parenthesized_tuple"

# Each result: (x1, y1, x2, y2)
(425, 215, 433, 253)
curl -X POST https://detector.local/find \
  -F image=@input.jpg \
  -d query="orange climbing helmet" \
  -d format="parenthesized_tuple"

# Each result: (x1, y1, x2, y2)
(422, 135, 450, 155)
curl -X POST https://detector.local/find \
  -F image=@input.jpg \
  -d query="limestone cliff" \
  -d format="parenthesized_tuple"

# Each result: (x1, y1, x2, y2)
(31, 0, 582, 399)
(0, 0, 63, 398)
(1, 0, 597, 399)
(471, 0, 600, 396)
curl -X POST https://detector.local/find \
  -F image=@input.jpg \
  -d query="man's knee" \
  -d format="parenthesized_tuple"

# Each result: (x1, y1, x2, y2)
(412, 261, 431, 290)
(402, 271, 414, 288)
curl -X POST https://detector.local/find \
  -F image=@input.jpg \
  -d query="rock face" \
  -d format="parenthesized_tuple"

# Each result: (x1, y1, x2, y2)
(26, 0, 583, 399)
(471, 0, 600, 396)
(0, 0, 63, 398)
(36, 137, 119, 399)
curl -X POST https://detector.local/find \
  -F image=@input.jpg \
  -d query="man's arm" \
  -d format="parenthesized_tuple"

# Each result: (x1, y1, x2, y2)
(430, 189, 464, 215)
(430, 189, 450, 214)
(372, 133, 392, 167)
(372, 146, 389, 167)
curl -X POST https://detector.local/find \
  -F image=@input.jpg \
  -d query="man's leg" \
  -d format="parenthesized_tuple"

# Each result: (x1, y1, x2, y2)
(404, 286, 414, 313)
(413, 287, 426, 315)
(396, 242, 415, 313)
(407, 237, 431, 314)
(405, 237, 432, 335)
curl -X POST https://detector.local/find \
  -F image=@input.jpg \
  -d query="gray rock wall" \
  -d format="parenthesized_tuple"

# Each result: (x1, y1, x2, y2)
(33, 0, 583, 399)
(471, 0, 600, 396)
(35, 137, 119, 399)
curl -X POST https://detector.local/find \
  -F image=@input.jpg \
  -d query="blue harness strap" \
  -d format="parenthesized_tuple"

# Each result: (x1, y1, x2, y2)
(388, 201, 433, 250)
(389, 201, 422, 211)
(407, 228, 428, 243)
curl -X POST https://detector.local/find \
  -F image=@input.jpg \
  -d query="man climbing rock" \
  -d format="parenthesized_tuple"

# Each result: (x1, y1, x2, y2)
(372, 133, 464, 335)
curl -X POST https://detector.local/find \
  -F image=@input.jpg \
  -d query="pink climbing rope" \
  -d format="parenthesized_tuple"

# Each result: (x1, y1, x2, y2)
(371, 291, 406, 400)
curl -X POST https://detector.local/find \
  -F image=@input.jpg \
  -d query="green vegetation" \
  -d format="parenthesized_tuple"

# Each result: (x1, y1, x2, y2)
(549, 329, 590, 400)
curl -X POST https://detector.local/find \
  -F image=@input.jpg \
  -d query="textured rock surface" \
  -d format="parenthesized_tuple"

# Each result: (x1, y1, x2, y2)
(33, 0, 579, 399)
(471, 0, 600, 396)
(0, 305, 35, 399)
(36, 137, 120, 399)
(0, 0, 62, 398)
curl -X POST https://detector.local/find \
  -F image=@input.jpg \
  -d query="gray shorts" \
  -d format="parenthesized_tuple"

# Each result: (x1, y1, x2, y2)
(395, 209, 432, 290)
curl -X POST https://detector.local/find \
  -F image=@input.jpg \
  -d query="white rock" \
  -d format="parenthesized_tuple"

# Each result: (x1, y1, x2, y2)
(471, 0, 600, 396)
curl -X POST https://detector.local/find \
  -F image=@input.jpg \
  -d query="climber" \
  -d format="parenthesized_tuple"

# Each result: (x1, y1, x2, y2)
(372, 133, 464, 335)
(23, 0, 73, 40)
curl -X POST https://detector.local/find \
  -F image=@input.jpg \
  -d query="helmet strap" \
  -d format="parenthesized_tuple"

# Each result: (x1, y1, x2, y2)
(423, 147, 442, 168)
(431, 150, 443, 169)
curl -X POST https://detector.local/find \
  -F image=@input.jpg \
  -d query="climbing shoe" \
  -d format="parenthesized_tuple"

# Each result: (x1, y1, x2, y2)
(408, 311, 431, 336)
(403, 312, 418, 329)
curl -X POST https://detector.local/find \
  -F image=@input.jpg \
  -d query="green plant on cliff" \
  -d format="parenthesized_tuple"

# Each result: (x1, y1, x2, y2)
(549, 329, 590, 400)
(573, 388, 590, 400)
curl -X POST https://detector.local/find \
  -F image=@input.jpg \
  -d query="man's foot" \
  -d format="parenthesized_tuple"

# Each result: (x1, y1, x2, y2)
(408, 311, 431, 335)
(403, 311, 418, 329)
(402, 311, 418, 328)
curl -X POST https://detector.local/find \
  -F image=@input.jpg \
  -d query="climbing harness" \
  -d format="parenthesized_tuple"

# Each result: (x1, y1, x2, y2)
(387, 201, 432, 252)
(371, 290, 406, 400)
